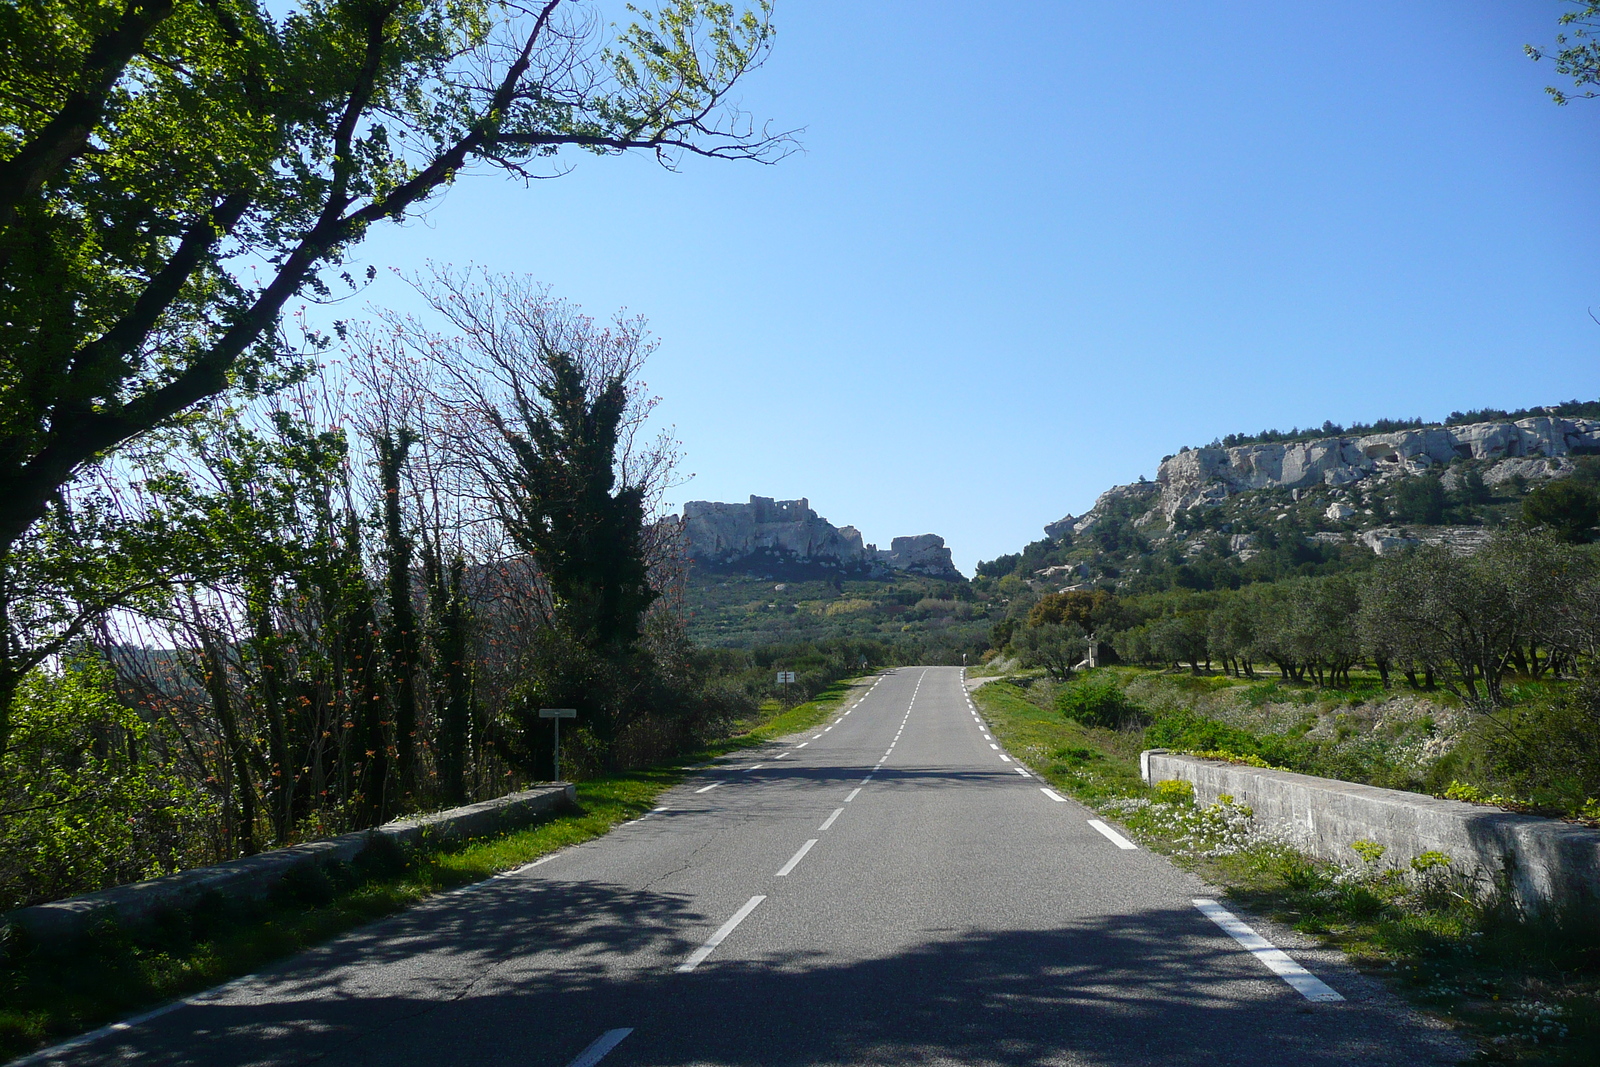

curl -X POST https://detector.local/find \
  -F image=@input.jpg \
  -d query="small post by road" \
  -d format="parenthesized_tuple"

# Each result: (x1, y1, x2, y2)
(776, 670, 795, 705)
(539, 708, 576, 781)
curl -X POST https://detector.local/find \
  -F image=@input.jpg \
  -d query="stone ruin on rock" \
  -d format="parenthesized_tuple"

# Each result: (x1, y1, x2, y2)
(677, 496, 963, 581)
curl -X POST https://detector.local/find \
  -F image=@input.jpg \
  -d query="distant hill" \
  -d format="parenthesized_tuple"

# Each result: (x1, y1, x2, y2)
(981, 407, 1600, 595)
(668, 495, 987, 657)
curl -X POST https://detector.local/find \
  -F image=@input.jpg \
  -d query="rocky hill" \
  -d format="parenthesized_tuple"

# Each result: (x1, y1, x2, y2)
(1053, 415, 1599, 539)
(677, 496, 963, 581)
(989, 408, 1600, 594)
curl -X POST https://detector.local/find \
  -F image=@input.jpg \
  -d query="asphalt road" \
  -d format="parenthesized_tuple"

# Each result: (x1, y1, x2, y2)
(35, 667, 1467, 1067)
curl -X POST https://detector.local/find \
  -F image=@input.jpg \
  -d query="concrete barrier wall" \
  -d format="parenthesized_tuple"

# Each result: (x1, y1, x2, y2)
(3, 783, 576, 945)
(1142, 750, 1600, 915)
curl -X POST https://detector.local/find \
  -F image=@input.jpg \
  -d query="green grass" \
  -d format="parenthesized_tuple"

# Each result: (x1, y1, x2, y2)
(974, 676, 1600, 1064)
(0, 678, 869, 1063)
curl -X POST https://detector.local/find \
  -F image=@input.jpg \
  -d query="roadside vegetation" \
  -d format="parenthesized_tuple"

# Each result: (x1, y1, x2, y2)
(976, 518, 1600, 821)
(0, 680, 860, 1062)
(684, 571, 990, 664)
(973, 673, 1600, 1064)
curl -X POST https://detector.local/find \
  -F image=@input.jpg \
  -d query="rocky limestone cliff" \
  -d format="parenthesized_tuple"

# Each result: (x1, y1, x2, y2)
(1049, 416, 1600, 545)
(679, 496, 963, 580)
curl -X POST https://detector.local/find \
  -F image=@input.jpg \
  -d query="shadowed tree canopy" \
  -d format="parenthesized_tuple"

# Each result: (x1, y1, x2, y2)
(493, 348, 657, 652)
(1521, 479, 1600, 543)
(0, 0, 785, 747)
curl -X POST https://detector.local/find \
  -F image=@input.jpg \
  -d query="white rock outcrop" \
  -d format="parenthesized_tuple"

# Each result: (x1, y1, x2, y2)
(1154, 417, 1598, 520)
(680, 497, 963, 580)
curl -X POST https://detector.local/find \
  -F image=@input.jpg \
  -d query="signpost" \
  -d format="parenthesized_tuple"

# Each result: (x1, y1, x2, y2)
(539, 708, 576, 781)
(776, 670, 795, 705)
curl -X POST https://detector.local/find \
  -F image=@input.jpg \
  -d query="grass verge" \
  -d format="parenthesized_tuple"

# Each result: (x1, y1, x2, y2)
(974, 678, 1600, 1065)
(0, 677, 866, 1064)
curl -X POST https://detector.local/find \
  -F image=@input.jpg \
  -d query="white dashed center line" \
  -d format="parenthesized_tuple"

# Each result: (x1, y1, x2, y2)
(845, 787, 862, 801)
(565, 1029, 634, 1067)
(776, 839, 818, 876)
(1041, 788, 1067, 802)
(1193, 899, 1344, 1001)
(695, 782, 721, 793)
(677, 896, 766, 973)
(1000, 754, 1012, 762)
(818, 807, 844, 831)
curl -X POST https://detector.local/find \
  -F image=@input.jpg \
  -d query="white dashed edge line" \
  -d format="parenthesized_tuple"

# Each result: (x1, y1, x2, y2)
(1193, 899, 1344, 1001)
(1087, 819, 1138, 850)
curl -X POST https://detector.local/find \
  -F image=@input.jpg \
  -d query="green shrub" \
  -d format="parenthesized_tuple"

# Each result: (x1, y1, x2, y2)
(1055, 675, 1146, 729)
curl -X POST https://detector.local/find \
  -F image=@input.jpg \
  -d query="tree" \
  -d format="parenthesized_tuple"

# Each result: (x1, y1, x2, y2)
(1014, 621, 1088, 682)
(1393, 474, 1446, 525)
(1528, 2, 1600, 104)
(0, 0, 786, 753)
(1147, 611, 1209, 674)
(1356, 532, 1581, 706)
(1028, 590, 1113, 632)
(1520, 479, 1600, 543)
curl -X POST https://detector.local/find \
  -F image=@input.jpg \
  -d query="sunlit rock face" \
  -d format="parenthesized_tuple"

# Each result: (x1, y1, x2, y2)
(1148, 417, 1600, 522)
(679, 497, 964, 580)
(1043, 416, 1599, 557)
(875, 534, 961, 580)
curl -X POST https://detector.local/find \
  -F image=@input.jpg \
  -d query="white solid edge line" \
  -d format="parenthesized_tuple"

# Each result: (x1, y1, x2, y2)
(818, 807, 844, 831)
(694, 782, 721, 793)
(1192, 899, 1344, 1002)
(845, 787, 862, 801)
(776, 838, 819, 876)
(677, 895, 767, 973)
(1041, 787, 1068, 802)
(566, 1028, 635, 1067)
(1087, 819, 1139, 850)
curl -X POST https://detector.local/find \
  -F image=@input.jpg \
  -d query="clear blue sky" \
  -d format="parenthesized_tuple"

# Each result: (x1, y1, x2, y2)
(345, 1, 1600, 574)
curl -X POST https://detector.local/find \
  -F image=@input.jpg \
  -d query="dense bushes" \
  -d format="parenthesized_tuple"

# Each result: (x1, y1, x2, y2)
(1056, 676, 1147, 729)
(0, 660, 213, 911)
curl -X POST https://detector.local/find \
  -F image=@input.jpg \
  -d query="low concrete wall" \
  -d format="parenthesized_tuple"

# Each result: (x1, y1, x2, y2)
(1142, 750, 1600, 915)
(3, 784, 576, 945)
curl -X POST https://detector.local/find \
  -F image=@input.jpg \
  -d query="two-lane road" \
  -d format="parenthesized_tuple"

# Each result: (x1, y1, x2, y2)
(34, 667, 1464, 1067)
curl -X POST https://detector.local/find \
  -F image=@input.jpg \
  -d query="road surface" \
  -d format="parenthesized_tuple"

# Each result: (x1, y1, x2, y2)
(31, 667, 1465, 1067)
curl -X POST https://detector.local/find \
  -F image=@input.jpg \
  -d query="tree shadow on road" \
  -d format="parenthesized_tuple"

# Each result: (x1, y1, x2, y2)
(70, 879, 1465, 1067)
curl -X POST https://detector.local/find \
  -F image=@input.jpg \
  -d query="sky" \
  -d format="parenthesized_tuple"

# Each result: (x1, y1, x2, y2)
(341, 1, 1600, 575)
